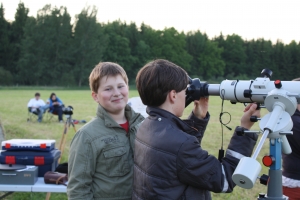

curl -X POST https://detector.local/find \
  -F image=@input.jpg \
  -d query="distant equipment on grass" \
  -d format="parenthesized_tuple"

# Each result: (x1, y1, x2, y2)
(127, 97, 148, 118)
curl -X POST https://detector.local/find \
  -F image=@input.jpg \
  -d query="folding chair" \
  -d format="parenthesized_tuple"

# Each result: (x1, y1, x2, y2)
(46, 105, 65, 122)
(45, 110, 57, 122)
(27, 108, 39, 122)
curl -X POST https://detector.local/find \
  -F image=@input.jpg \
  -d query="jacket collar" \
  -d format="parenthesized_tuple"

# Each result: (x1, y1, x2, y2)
(96, 104, 144, 128)
(146, 106, 197, 135)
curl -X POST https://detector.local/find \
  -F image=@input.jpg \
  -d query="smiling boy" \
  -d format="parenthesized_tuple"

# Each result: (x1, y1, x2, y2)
(67, 62, 144, 200)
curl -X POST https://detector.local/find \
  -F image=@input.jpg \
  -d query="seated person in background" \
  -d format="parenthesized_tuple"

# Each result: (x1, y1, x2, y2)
(48, 93, 64, 123)
(27, 92, 49, 122)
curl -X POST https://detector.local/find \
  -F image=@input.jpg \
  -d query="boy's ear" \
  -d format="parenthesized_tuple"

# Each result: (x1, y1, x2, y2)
(168, 90, 177, 103)
(91, 91, 98, 102)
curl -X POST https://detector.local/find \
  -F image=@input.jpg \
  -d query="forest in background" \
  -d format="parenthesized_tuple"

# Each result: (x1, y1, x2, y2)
(1, 2, 300, 87)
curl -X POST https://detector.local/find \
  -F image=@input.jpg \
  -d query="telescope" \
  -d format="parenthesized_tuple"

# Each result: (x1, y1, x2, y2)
(186, 69, 300, 107)
(186, 69, 300, 199)
(62, 105, 73, 116)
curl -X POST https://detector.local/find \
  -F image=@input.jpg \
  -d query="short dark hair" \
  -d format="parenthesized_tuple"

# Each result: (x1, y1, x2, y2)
(89, 62, 128, 93)
(35, 92, 40, 97)
(136, 59, 189, 106)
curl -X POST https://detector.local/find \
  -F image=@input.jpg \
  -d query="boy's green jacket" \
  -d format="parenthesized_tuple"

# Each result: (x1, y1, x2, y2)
(67, 104, 144, 200)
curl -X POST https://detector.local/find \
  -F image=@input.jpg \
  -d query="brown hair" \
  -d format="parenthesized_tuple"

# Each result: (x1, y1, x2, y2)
(136, 59, 189, 106)
(89, 62, 128, 93)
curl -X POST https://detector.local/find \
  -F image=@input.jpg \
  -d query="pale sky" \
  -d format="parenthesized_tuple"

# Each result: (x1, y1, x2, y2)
(1, 0, 300, 44)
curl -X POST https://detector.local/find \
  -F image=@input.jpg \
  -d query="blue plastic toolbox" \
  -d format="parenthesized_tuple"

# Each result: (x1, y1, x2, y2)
(1, 139, 56, 152)
(0, 149, 61, 177)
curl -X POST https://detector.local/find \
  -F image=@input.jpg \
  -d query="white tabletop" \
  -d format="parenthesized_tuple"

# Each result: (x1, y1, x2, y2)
(32, 178, 67, 193)
(0, 184, 32, 192)
(0, 177, 67, 193)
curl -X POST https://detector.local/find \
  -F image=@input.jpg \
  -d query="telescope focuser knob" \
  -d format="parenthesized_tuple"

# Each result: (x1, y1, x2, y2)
(259, 174, 269, 185)
(243, 90, 252, 98)
(274, 80, 282, 89)
(250, 116, 260, 122)
(236, 126, 260, 136)
(236, 126, 245, 136)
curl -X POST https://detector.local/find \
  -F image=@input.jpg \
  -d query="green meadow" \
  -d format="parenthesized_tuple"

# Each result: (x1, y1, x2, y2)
(0, 89, 270, 200)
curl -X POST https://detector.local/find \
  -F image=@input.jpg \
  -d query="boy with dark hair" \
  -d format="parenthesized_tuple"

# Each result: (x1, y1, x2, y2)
(133, 59, 260, 199)
(67, 62, 144, 200)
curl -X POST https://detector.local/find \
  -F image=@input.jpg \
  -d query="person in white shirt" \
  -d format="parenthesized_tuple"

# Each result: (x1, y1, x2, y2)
(27, 92, 49, 122)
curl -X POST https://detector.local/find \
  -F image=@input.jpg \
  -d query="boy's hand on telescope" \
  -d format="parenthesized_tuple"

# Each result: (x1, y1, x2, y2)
(240, 103, 261, 130)
(193, 97, 209, 119)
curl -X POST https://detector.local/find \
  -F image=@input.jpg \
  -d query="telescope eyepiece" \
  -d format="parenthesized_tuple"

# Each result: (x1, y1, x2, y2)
(185, 78, 209, 107)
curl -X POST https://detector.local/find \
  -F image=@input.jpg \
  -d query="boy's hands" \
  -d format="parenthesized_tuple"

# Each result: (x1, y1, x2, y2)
(192, 99, 261, 128)
(193, 97, 209, 119)
(241, 103, 261, 130)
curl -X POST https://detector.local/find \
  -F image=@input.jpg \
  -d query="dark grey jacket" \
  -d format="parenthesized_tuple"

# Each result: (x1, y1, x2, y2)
(282, 109, 300, 180)
(133, 107, 258, 200)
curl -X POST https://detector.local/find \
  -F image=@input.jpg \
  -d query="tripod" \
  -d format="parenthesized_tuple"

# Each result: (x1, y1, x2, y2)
(58, 114, 77, 163)
(45, 113, 76, 200)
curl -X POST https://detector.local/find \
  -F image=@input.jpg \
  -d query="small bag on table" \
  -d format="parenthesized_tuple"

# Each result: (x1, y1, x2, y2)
(44, 171, 68, 186)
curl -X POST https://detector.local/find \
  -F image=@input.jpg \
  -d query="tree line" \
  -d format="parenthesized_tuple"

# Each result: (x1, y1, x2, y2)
(1, 2, 300, 86)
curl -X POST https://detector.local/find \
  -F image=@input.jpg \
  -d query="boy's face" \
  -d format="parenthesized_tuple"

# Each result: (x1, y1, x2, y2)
(174, 89, 186, 117)
(92, 74, 129, 115)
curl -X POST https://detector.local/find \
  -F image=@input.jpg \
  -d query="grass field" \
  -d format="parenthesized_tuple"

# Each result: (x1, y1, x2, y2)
(0, 89, 271, 200)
